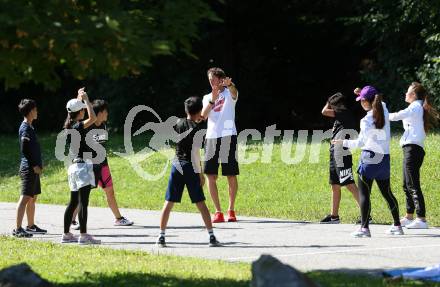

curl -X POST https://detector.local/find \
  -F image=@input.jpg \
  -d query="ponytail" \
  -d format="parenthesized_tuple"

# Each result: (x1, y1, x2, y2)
(422, 96, 439, 131)
(63, 111, 80, 129)
(410, 82, 439, 131)
(372, 94, 385, 129)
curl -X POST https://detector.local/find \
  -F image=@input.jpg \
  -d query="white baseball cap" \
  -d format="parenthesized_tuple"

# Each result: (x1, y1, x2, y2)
(66, 99, 87, 113)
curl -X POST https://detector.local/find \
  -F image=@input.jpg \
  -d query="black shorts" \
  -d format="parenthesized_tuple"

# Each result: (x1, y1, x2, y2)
(19, 167, 41, 197)
(203, 135, 239, 176)
(329, 150, 354, 186)
(166, 161, 206, 203)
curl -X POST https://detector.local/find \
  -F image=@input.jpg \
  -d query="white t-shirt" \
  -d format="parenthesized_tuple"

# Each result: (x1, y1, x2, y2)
(389, 100, 426, 148)
(203, 88, 238, 139)
(343, 102, 391, 155)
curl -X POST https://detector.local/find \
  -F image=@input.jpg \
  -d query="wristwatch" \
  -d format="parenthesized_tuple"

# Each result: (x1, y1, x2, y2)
(209, 100, 215, 105)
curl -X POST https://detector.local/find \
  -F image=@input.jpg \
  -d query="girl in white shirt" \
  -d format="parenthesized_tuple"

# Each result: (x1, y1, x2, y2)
(390, 82, 439, 229)
(334, 86, 402, 238)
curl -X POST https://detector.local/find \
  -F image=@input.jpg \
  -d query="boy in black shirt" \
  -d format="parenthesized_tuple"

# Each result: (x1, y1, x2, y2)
(320, 93, 361, 224)
(13, 99, 47, 237)
(157, 97, 220, 247)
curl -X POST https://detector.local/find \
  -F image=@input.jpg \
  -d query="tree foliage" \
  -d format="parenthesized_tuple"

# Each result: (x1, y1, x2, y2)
(3, 0, 440, 133)
(0, 0, 218, 89)
(348, 0, 440, 108)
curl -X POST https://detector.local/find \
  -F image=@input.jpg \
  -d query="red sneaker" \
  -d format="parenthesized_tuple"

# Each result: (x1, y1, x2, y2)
(227, 210, 237, 222)
(212, 212, 225, 223)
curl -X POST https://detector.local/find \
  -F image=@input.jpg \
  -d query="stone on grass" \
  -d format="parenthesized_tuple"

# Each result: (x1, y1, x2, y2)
(0, 263, 52, 287)
(251, 255, 319, 287)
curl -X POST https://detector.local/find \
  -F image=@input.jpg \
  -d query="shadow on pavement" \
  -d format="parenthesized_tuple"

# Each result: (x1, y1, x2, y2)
(93, 234, 149, 238)
(238, 219, 311, 224)
(220, 243, 364, 249)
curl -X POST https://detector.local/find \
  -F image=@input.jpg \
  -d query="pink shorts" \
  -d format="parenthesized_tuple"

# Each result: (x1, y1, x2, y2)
(94, 164, 113, 188)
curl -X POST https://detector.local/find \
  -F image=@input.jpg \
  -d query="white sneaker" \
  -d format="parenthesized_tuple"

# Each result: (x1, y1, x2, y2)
(351, 228, 371, 238)
(114, 216, 134, 226)
(78, 234, 101, 245)
(406, 218, 428, 229)
(386, 225, 404, 235)
(71, 221, 80, 231)
(400, 217, 414, 227)
(61, 233, 78, 243)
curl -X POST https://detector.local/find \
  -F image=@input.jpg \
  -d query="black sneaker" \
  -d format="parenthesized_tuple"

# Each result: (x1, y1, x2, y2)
(355, 216, 373, 225)
(320, 214, 340, 224)
(12, 227, 33, 238)
(25, 225, 47, 234)
(156, 236, 166, 248)
(209, 235, 221, 247)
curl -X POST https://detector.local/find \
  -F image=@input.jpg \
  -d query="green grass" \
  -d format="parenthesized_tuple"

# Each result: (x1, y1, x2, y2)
(1, 237, 439, 287)
(0, 236, 249, 287)
(1, 133, 440, 225)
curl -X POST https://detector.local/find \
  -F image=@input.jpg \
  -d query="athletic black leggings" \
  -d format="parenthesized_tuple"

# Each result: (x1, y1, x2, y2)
(358, 174, 400, 228)
(64, 185, 91, 234)
(403, 144, 426, 217)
